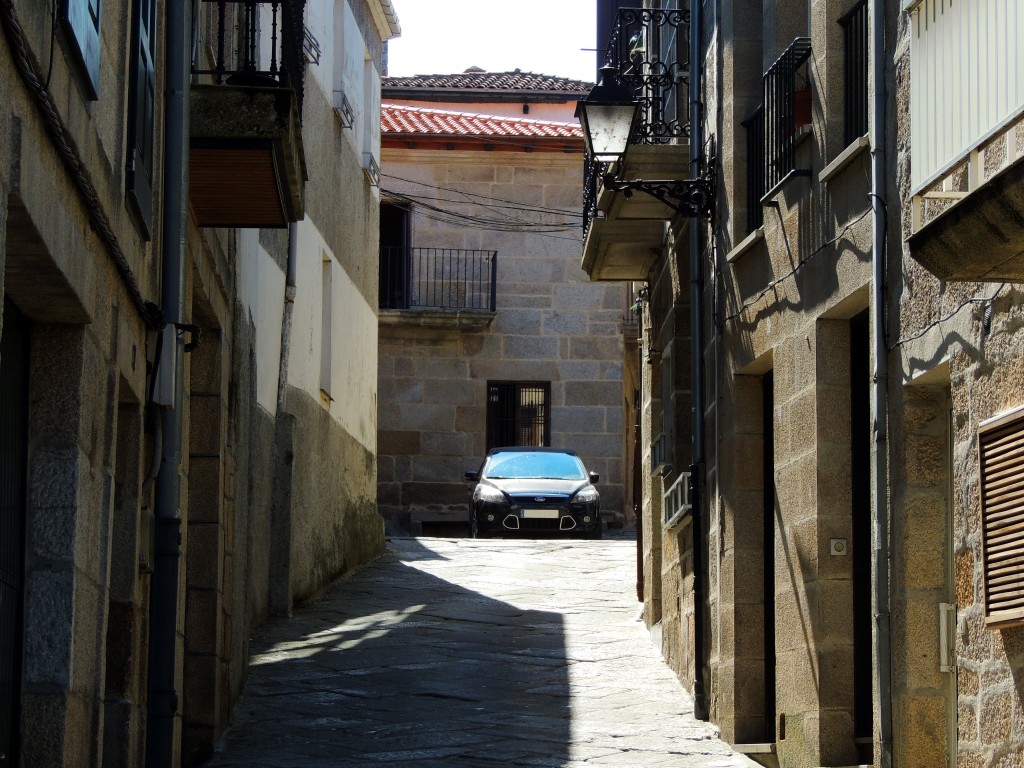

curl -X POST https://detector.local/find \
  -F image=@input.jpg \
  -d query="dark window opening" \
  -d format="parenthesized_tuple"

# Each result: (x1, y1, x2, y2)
(487, 383, 550, 451)
(0, 297, 31, 764)
(840, 0, 869, 146)
(743, 106, 765, 233)
(379, 202, 410, 309)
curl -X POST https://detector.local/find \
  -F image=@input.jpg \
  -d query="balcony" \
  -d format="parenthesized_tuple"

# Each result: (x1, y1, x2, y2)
(762, 37, 812, 200)
(907, 0, 1024, 281)
(378, 247, 497, 332)
(189, 1, 307, 228)
(581, 7, 691, 282)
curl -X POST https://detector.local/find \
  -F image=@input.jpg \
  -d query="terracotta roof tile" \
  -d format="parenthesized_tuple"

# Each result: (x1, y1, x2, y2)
(382, 104, 583, 140)
(382, 70, 593, 93)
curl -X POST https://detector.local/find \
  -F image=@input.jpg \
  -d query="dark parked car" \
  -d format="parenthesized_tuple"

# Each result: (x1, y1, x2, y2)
(464, 447, 602, 539)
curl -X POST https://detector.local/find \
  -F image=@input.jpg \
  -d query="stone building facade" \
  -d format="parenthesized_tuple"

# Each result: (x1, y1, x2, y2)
(0, 1, 397, 765)
(377, 72, 629, 536)
(584, 0, 1024, 766)
(891, 1, 1024, 766)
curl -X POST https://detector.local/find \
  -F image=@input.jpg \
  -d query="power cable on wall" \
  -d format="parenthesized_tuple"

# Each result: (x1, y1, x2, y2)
(889, 282, 1008, 350)
(0, 1, 163, 329)
(718, 206, 873, 326)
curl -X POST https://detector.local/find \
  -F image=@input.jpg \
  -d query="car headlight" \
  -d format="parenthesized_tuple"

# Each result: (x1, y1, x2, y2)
(573, 486, 599, 503)
(475, 484, 507, 503)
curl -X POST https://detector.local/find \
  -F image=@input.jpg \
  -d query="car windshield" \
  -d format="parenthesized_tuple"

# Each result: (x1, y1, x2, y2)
(483, 451, 587, 481)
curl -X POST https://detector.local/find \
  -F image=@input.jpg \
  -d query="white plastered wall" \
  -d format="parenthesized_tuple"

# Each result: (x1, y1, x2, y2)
(290, 219, 377, 453)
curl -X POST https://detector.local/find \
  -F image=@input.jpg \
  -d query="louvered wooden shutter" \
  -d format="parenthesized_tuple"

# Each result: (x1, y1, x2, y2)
(979, 406, 1024, 628)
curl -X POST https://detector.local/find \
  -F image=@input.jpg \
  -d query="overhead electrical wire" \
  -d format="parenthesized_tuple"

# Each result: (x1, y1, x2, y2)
(381, 172, 585, 218)
(381, 172, 585, 241)
(382, 190, 579, 233)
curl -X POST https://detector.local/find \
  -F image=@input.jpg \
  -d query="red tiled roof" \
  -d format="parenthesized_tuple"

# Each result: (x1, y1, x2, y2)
(382, 104, 583, 140)
(382, 70, 593, 94)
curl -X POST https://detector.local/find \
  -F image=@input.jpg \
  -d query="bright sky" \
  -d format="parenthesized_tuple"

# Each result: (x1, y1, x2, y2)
(386, 0, 598, 83)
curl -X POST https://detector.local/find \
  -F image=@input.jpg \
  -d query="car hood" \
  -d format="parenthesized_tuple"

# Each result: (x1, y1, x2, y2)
(483, 478, 589, 496)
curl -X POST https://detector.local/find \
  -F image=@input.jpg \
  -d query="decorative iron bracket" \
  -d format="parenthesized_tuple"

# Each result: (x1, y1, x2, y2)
(602, 139, 717, 219)
(602, 175, 714, 218)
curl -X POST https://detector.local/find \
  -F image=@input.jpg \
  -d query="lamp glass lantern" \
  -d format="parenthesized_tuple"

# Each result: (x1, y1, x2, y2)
(575, 65, 640, 163)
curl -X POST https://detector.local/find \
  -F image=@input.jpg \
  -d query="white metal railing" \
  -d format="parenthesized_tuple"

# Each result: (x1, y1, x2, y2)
(662, 471, 692, 528)
(910, 0, 1024, 192)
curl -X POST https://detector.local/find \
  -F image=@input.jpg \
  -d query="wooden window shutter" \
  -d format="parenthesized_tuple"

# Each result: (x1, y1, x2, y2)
(61, 0, 102, 100)
(979, 405, 1024, 629)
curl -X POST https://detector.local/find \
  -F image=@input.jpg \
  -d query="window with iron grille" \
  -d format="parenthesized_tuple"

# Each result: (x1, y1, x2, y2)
(743, 106, 765, 233)
(840, 0, 869, 146)
(487, 383, 550, 451)
(763, 37, 812, 197)
(979, 406, 1024, 629)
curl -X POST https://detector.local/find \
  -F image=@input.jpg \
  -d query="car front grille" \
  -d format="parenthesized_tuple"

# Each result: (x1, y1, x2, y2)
(509, 494, 570, 506)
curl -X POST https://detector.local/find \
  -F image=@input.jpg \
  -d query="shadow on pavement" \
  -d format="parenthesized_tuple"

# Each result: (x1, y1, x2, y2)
(203, 537, 570, 767)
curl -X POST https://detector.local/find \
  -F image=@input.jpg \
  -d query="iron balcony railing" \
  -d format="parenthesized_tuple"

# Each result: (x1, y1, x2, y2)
(193, 0, 306, 117)
(584, 6, 690, 235)
(763, 37, 812, 198)
(604, 6, 690, 143)
(840, 0, 869, 146)
(663, 470, 692, 528)
(743, 106, 765, 233)
(583, 155, 605, 235)
(379, 248, 497, 312)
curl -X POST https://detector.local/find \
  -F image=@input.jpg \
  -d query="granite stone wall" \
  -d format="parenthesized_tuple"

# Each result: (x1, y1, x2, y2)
(378, 149, 628, 535)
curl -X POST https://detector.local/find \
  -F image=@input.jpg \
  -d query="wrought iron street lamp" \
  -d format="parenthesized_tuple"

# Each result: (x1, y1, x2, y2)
(576, 64, 715, 219)
(575, 64, 639, 162)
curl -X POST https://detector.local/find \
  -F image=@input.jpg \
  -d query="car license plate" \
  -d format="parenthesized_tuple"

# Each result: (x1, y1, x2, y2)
(521, 509, 559, 519)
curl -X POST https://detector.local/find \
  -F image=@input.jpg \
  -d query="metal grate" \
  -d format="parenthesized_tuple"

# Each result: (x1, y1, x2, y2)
(662, 470, 691, 527)
(487, 383, 550, 450)
(193, 0, 307, 118)
(582, 155, 605, 236)
(743, 106, 765, 233)
(979, 406, 1024, 629)
(763, 37, 812, 198)
(379, 247, 497, 312)
(840, 0, 868, 146)
(602, 6, 691, 144)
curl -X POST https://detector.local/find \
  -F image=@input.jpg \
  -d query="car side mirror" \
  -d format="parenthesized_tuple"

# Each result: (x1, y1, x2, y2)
(464, 470, 479, 481)
(589, 472, 600, 484)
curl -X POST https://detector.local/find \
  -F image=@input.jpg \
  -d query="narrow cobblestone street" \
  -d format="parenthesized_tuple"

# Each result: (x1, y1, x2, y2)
(204, 533, 758, 767)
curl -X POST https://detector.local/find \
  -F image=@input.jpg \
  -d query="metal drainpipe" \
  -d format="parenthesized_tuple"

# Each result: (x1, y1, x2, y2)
(276, 223, 299, 414)
(870, 0, 893, 764)
(689, 0, 708, 722)
(146, 0, 191, 763)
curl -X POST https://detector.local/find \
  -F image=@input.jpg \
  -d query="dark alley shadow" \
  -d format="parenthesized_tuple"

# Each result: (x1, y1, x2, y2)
(202, 537, 570, 767)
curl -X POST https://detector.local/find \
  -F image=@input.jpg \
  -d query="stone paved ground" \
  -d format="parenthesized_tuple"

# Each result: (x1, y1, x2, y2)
(203, 531, 759, 767)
